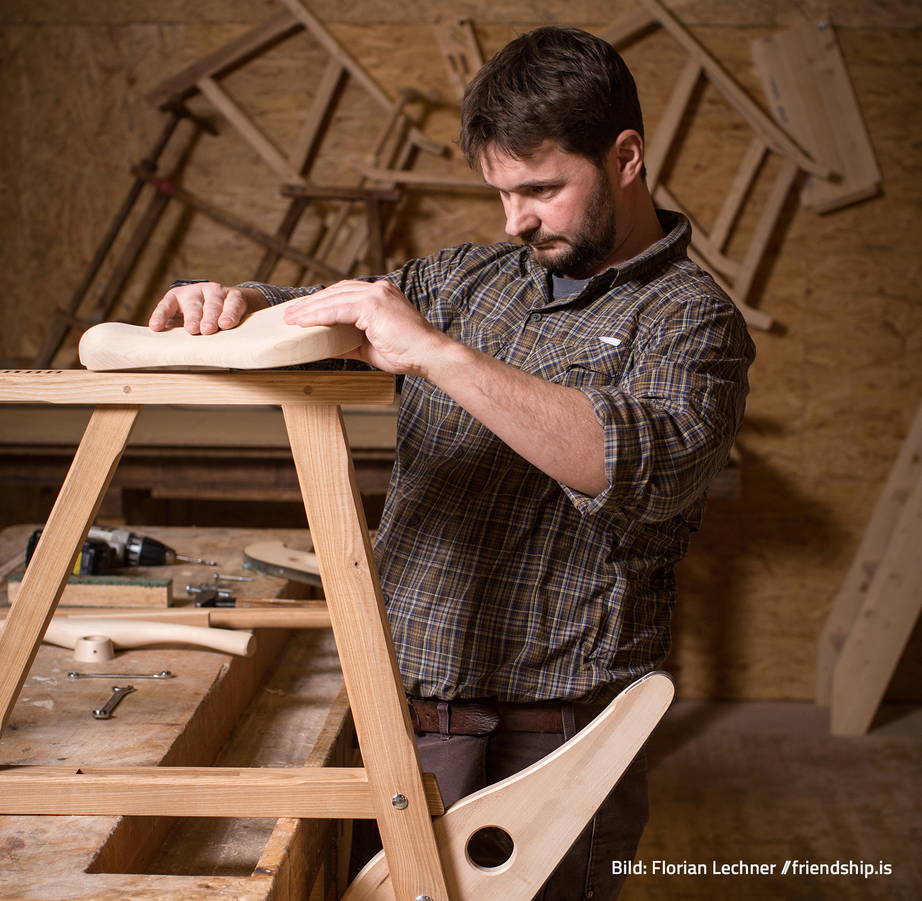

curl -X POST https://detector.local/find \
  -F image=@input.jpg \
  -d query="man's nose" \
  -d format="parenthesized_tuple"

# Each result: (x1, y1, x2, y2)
(503, 198, 539, 238)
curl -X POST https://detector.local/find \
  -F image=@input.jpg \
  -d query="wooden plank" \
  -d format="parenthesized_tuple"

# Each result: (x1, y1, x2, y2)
(0, 371, 395, 406)
(8, 573, 173, 608)
(645, 57, 701, 189)
(817, 402, 922, 704)
(751, 21, 881, 213)
(135, 171, 349, 284)
(433, 18, 484, 100)
(283, 403, 450, 901)
(710, 137, 767, 251)
(362, 166, 493, 192)
(146, 10, 301, 107)
(597, 8, 658, 47)
(291, 59, 347, 172)
(0, 404, 398, 450)
(0, 766, 443, 818)
(830, 472, 922, 735)
(0, 406, 138, 733)
(637, 0, 829, 177)
(732, 157, 799, 302)
(684, 244, 773, 332)
(197, 76, 305, 184)
(653, 183, 742, 280)
(277, 0, 445, 157)
(0, 525, 339, 896)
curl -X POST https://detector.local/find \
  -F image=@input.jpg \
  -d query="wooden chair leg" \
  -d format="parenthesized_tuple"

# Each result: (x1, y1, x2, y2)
(282, 403, 450, 901)
(0, 405, 138, 731)
(346, 672, 675, 901)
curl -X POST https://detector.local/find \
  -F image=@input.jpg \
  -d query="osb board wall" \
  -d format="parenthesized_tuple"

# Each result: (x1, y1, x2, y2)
(1, 1, 920, 700)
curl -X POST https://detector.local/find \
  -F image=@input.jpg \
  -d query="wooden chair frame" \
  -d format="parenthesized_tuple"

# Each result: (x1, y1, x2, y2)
(0, 369, 674, 899)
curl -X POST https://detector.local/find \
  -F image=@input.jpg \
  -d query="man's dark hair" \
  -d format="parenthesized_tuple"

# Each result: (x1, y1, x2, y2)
(460, 26, 644, 168)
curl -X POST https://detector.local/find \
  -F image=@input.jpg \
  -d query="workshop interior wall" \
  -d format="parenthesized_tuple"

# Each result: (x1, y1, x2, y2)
(1, 1, 920, 700)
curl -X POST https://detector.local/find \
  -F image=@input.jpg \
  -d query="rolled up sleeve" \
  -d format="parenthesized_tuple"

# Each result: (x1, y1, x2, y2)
(560, 294, 754, 521)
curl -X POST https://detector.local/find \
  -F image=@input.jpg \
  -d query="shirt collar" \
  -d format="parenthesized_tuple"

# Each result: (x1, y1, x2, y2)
(521, 208, 691, 296)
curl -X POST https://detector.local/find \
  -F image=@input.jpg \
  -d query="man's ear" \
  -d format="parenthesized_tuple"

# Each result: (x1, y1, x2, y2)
(608, 130, 645, 186)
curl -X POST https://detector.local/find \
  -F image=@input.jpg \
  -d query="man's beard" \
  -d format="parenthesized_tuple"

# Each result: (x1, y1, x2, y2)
(520, 171, 616, 279)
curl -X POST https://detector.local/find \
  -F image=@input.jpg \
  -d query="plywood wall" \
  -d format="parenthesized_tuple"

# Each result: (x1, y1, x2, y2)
(1, 1, 920, 700)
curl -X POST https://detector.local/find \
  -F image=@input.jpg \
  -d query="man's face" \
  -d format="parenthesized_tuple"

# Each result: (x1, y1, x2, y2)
(480, 140, 618, 279)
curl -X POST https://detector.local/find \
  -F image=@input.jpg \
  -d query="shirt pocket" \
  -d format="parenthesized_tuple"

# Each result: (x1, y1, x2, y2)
(526, 332, 634, 389)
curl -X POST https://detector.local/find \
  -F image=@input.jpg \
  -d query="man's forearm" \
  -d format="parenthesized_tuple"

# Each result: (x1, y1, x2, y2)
(424, 338, 607, 495)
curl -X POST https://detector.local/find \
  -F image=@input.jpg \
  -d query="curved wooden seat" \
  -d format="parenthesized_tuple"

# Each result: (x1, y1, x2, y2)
(346, 671, 675, 901)
(78, 298, 363, 371)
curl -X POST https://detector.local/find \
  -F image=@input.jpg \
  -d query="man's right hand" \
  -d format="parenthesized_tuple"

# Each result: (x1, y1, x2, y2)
(148, 282, 266, 334)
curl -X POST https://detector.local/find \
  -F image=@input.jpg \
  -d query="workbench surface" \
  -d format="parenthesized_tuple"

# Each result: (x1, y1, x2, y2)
(0, 525, 350, 901)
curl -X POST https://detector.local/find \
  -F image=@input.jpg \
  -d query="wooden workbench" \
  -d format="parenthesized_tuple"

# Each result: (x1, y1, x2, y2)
(0, 525, 351, 901)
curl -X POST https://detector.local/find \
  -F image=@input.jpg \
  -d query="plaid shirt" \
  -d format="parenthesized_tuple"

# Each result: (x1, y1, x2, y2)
(242, 210, 754, 703)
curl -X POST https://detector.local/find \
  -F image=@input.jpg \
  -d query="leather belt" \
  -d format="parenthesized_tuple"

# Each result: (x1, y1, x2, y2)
(407, 697, 607, 736)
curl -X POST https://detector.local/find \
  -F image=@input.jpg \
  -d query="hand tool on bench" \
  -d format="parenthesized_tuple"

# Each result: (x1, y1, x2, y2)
(91, 685, 136, 720)
(68, 670, 173, 680)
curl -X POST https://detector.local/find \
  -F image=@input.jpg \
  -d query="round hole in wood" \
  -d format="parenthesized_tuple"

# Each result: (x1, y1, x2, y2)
(466, 825, 514, 869)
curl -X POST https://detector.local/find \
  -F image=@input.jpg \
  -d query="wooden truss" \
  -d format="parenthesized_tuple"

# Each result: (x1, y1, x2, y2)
(603, 0, 833, 332)
(0, 368, 674, 900)
(816, 400, 922, 735)
(35, 0, 446, 368)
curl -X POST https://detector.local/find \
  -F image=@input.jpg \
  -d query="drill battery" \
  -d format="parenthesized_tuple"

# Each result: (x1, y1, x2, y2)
(26, 529, 118, 576)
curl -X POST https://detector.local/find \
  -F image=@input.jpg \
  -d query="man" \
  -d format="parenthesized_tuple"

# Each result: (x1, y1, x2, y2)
(150, 26, 754, 898)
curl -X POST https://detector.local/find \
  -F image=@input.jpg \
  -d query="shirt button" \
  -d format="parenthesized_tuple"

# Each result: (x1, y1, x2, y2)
(407, 513, 422, 527)
(529, 311, 542, 322)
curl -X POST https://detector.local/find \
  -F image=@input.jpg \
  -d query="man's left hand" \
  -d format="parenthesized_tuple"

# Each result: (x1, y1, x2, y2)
(282, 280, 447, 378)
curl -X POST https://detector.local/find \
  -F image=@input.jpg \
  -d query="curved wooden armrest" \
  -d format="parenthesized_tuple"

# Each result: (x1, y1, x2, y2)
(78, 298, 363, 371)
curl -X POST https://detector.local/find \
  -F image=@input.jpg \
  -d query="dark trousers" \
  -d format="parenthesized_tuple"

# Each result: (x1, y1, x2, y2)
(351, 729, 648, 900)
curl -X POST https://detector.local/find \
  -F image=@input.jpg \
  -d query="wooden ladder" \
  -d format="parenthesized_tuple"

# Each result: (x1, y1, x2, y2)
(0, 369, 674, 900)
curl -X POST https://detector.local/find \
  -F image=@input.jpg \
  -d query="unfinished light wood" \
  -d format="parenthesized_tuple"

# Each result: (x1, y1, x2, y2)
(78, 298, 361, 372)
(8, 573, 173, 608)
(57, 604, 332, 629)
(6, 616, 255, 657)
(0, 766, 443, 819)
(709, 137, 767, 251)
(830, 472, 922, 735)
(134, 170, 349, 285)
(277, 0, 444, 157)
(0, 406, 137, 731)
(598, 8, 658, 46)
(283, 402, 450, 900)
(362, 166, 495, 192)
(732, 157, 800, 302)
(637, 0, 828, 178)
(346, 671, 675, 900)
(245, 538, 321, 578)
(0, 370, 395, 406)
(817, 402, 922, 706)
(146, 10, 301, 107)
(645, 56, 702, 189)
(196, 75, 306, 184)
(751, 20, 881, 213)
(433, 18, 484, 100)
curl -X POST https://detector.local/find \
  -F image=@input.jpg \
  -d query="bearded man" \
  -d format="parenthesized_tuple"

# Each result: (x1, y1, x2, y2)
(150, 26, 754, 899)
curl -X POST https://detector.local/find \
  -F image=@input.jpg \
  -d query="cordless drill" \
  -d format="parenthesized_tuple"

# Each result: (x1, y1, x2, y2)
(26, 525, 217, 574)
